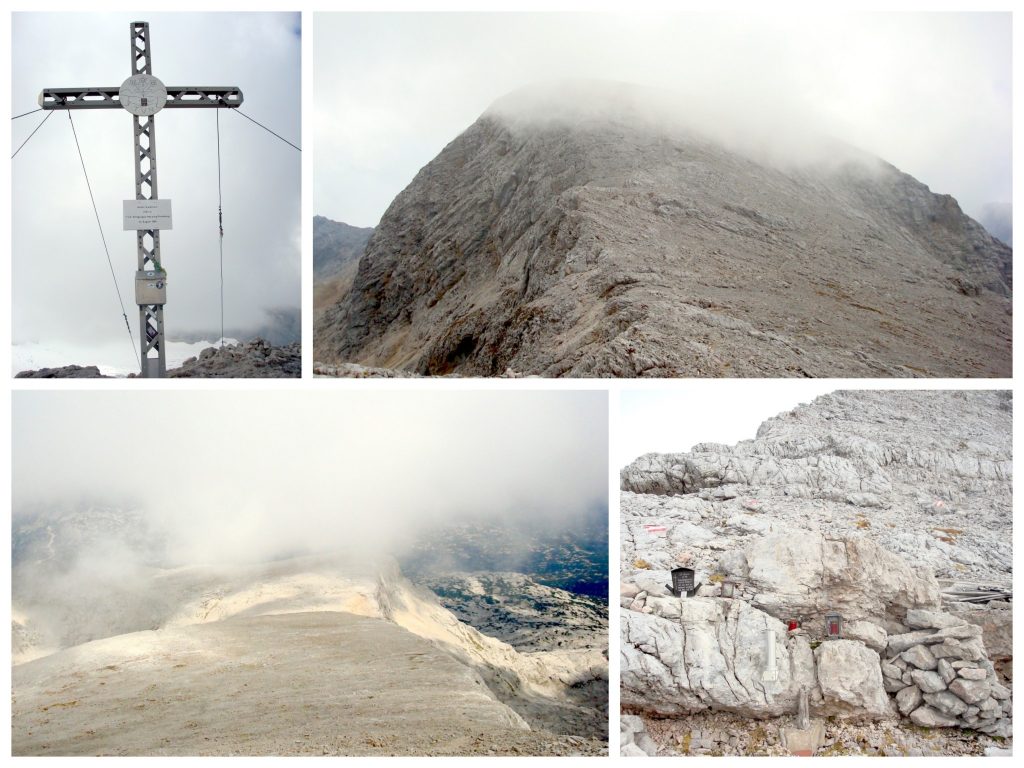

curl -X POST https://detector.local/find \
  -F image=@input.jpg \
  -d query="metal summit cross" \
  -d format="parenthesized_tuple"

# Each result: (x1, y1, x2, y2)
(39, 21, 243, 377)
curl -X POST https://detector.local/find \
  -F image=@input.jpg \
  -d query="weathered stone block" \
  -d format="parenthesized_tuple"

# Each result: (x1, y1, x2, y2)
(956, 666, 987, 681)
(904, 609, 966, 630)
(948, 677, 991, 705)
(814, 640, 891, 718)
(937, 658, 956, 685)
(895, 685, 923, 716)
(901, 644, 937, 670)
(909, 705, 959, 727)
(909, 669, 946, 694)
(923, 690, 968, 717)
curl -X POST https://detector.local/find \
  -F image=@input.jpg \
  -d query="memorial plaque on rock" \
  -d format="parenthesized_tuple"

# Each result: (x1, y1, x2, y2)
(669, 567, 696, 597)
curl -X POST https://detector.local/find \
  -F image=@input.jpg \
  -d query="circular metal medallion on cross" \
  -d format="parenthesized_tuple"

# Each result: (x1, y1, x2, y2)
(119, 74, 167, 116)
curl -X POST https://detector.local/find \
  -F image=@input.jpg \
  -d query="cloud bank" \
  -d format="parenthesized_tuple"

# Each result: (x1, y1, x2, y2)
(315, 12, 1010, 229)
(12, 390, 608, 566)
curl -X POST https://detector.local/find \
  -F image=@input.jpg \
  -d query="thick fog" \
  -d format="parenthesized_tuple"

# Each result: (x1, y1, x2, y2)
(12, 390, 608, 567)
(11, 13, 301, 366)
(315, 12, 1010, 230)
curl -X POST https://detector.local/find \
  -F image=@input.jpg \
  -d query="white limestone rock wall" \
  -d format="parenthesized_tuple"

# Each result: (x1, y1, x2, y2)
(621, 598, 816, 718)
(621, 596, 896, 722)
(621, 391, 1011, 586)
(743, 532, 941, 631)
(622, 594, 1010, 736)
(814, 639, 892, 718)
(620, 390, 1011, 739)
(620, 714, 658, 756)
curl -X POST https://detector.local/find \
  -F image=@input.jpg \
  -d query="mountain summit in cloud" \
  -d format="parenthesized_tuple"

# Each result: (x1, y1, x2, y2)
(314, 80, 1011, 378)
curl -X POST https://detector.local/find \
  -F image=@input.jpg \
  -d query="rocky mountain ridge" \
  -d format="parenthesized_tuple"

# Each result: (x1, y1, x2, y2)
(12, 525, 606, 754)
(315, 81, 1011, 377)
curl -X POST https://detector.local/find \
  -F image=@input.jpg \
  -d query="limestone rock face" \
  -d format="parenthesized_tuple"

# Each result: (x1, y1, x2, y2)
(744, 532, 940, 628)
(621, 600, 815, 718)
(619, 389, 1011, 740)
(620, 714, 658, 756)
(621, 391, 1011, 588)
(621, 609, 705, 716)
(814, 640, 893, 719)
(945, 601, 1013, 664)
(314, 82, 1010, 378)
(843, 620, 887, 654)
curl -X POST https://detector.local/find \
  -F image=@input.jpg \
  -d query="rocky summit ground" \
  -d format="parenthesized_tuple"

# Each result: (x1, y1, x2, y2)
(619, 390, 1011, 755)
(13, 613, 530, 756)
(314, 81, 1011, 378)
(15, 339, 300, 378)
(12, 513, 607, 757)
(14, 364, 106, 378)
(166, 339, 300, 378)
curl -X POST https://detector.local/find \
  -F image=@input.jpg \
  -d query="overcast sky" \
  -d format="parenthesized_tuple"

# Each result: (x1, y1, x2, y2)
(11, 12, 301, 368)
(618, 383, 841, 469)
(315, 12, 1010, 229)
(12, 390, 608, 566)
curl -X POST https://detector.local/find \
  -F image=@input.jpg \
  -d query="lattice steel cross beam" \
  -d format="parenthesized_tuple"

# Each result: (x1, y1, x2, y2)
(38, 21, 243, 378)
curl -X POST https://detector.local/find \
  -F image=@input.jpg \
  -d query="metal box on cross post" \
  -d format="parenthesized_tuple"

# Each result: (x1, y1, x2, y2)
(124, 199, 171, 306)
(135, 269, 167, 305)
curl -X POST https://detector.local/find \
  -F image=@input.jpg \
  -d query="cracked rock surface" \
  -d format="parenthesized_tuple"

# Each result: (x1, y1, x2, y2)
(315, 81, 1010, 377)
(622, 390, 1011, 586)
(620, 389, 1011, 750)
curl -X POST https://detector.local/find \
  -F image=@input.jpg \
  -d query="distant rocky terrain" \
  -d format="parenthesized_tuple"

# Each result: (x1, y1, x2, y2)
(619, 390, 1011, 756)
(419, 572, 606, 653)
(12, 506, 606, 755)
(313, 216, 374, 322)
(312, 362, 533, 378)
(313, 216, 374, 281)
(14, 364, 106, 378)
(403, 512, 609, 600)
(15, 339, 301, 378)
(315, 82, 1011, 377)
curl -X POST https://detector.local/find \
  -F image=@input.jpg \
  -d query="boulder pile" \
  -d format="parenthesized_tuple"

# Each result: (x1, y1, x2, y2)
(882, 609, 1011, 738)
